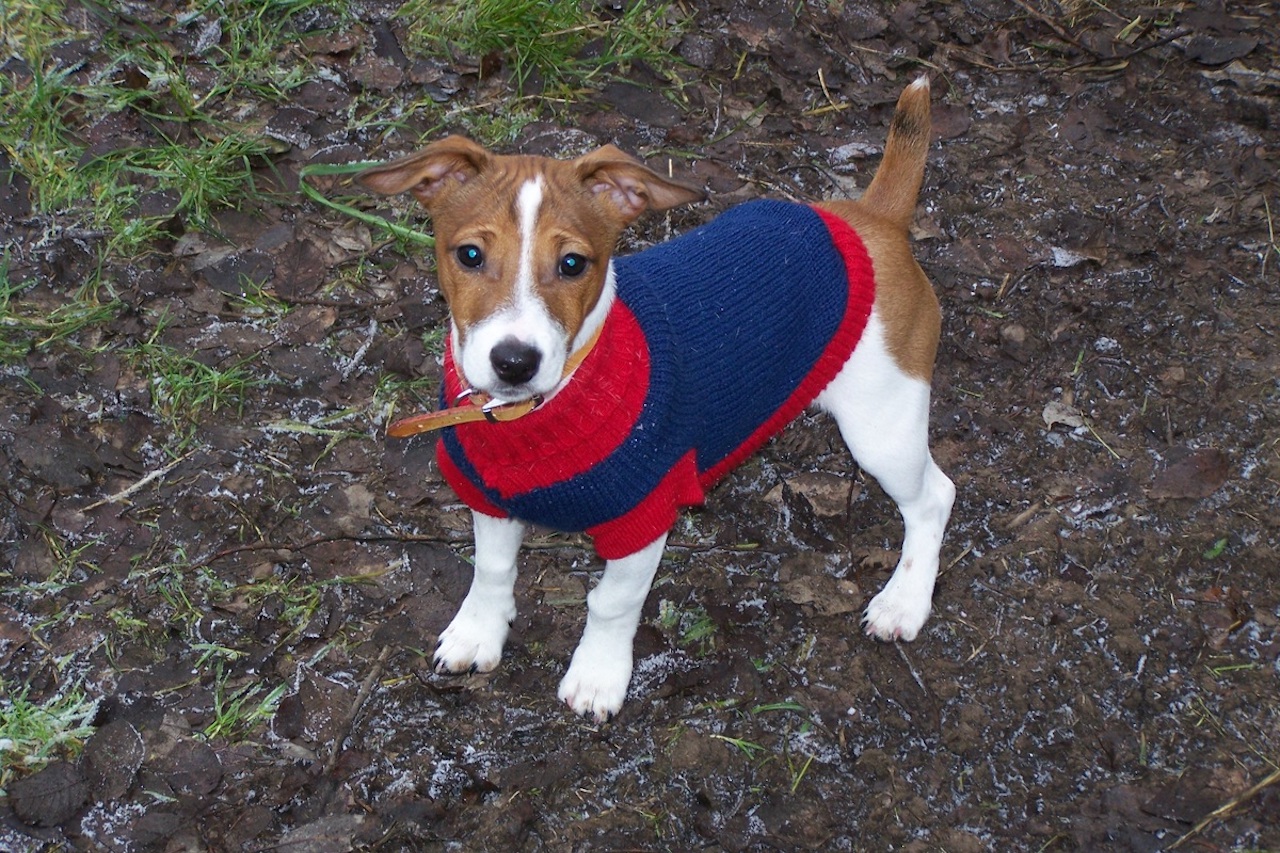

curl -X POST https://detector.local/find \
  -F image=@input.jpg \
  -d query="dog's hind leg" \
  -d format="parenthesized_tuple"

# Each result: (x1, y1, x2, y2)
(434, 512, 526, 673)
(559, 533, 667, 722)
(817, 313, 954, 641)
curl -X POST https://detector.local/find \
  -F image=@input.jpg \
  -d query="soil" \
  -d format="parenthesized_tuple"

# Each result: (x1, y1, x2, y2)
(2, 1, 1279, 851)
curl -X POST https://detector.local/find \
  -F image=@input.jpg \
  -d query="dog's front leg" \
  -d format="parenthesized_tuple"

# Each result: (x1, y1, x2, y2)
(434, 512, 526, 674)
(558, 534, 667, 722)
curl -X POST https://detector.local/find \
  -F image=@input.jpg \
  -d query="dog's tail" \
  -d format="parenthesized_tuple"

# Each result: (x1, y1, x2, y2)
(859, 77, 931, 230)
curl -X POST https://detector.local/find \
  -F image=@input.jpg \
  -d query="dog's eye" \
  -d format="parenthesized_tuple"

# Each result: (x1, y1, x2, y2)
(559, 253, 587, 277)
(456, 245, 484, 269)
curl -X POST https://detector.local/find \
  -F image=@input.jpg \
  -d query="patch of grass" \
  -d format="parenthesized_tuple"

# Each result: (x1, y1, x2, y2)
(190, 0, 345, 106)
(1, 0, 348, 259)
(0, 0, 356, 392)
(1201, 537, 1228, 560)
(262, 409, 372, 465)
(751, 701, 807, 715)
(5, 528, 106, 605)
(119, 554, 383, 707)
(787, 751, 815, 794)
(745, 701, 818, 792)
(38, 527, 105, 582)
(203, 667, 287, 742)
(449, 100, 544, 148)
(656, 599, 718, 656)
(1205, 661, 1260, 679)
(421, 326, 447, 357)
(3, 46, 265, 257)
(398, 0, 687, 94)
(710, 733, 767, 761)
(0, 682, 99, 791)
(1, 0, 73, 63)
(152, 569, 210, 630)
(0, 256, 122, 363)
(127, 327, 274, 444)
(229, 278, 291, 325)
(236, 571, 367, 641)
(106, 608, 150, 638)
(95, 134, 279, 255)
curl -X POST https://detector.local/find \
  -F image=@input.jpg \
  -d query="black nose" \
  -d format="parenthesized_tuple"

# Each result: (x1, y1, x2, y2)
(490, 339, 542, 385)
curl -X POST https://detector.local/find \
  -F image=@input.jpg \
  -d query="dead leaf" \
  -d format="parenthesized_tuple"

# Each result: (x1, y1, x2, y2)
(273, 238, 328, 300)
(1184, 34, 1258, 66)
(1043, 400, 1086, 430)
(9, 761, 88, 827)
(279, 304, 338, 345)
(782, 472, 852, 518)
(1149, 448, 1229, 499)
(1200, 60, 1280, 93)
(84, 720, 145, 800)
(331, 221, 373, 253)
(932, 103, 972, 140)
(780, 577, 860, 615)
(277, 814, 368, 853)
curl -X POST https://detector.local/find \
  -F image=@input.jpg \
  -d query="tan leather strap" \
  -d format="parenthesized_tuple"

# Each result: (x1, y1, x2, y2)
(386, 322, 603, 438)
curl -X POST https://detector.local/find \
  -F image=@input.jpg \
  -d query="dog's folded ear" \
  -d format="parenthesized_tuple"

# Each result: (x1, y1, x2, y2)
(356, 136, 489, 208)
(575, 145, 706, 224)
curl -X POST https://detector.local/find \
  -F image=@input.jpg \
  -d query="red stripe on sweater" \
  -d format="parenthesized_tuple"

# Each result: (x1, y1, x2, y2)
(445, 303, 650, 499)
(697, 207, 876, 488)
(588, 450, 703, 559)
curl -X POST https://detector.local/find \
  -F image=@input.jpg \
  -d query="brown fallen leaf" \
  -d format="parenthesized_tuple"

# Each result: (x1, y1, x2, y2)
(83, 719, 145, 800)
(1149, 448, 1229, 499)
(1043, 400, 1086, 430)
(9, 761, 88, 827)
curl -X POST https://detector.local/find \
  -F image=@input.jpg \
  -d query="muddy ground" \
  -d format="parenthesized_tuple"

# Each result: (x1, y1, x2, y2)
(2, 0, 1279, 850)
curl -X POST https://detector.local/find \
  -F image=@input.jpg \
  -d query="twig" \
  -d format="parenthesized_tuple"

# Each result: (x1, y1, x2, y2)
(323, 645, 393, 777)
(1061, 26, 1192, 73)
(1262, 195, 1275, 282)
(805, 68, 848, 116)
(1169, 766, 1280, 849)
(340, 318, 378, 380)
(894, 643, 930, 696)
(943, 544, 974, 574)
(1085, 422, 1121, 460)
(1011, 0, 1097, 58)
(83, 451, 197, 511)
(194, 532, 465, 570)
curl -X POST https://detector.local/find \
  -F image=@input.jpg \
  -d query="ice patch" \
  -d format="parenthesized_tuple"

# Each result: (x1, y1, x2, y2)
(627, 648, 699, 700)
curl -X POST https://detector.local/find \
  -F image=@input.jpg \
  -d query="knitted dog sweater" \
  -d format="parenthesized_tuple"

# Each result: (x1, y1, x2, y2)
(436, 199, 876, 559)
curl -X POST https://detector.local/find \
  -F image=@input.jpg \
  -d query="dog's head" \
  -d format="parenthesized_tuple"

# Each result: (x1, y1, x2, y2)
(358, 137, 704, 402)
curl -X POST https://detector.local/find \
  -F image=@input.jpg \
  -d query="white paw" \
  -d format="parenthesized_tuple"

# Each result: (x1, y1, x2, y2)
(863, 576, 932, 642)
(434, 603, 514, 674)
(557, 638, 633, 722)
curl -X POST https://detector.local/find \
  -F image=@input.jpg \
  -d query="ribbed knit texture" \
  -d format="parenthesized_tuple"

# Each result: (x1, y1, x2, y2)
(438, 200, 876, 558)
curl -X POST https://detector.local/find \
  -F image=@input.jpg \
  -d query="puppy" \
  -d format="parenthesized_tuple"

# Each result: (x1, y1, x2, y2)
(359, 78, 954, 721)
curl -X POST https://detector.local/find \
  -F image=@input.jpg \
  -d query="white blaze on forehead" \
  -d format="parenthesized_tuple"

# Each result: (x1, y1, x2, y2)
(515, 176, 543, 299)
(455, 172, 568, 400)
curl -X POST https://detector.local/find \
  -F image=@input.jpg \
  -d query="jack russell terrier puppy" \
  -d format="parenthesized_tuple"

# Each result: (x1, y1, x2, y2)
(359, 77, 954, 722)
